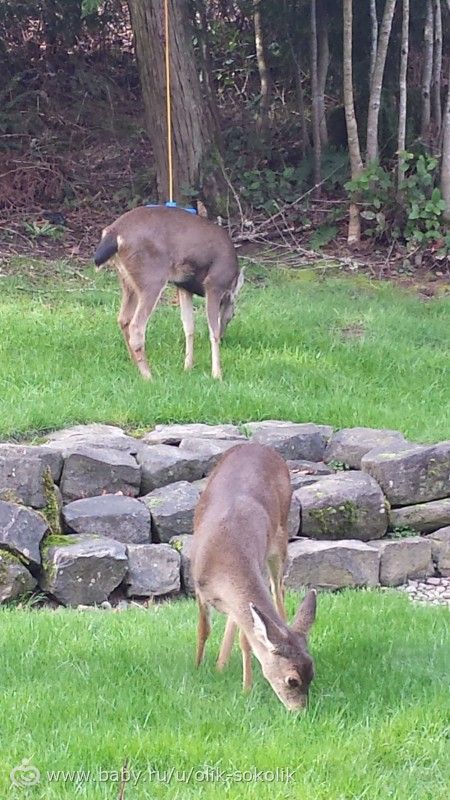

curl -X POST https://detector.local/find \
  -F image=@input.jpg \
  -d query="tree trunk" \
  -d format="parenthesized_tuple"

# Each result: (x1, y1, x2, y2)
(369, 0, 378, 86)
(294, 59, 312, 155)
(310, 0, 322, 191)
(317, 5, 329, 147)
(343, 0, 363, 243)
(421, 0, 434, 143)
(194, 0, 222, 141)
(127, 0, 225, 214)
(397, 0, 409, 191)
(253, 0, 271, 135)
(366, 0, 398, 164)
(441, 63, 450, 222)
(431, 0, 442, 142)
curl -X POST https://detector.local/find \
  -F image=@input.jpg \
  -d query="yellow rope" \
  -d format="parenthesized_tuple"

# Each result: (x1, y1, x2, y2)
(164, 0, 173, 202)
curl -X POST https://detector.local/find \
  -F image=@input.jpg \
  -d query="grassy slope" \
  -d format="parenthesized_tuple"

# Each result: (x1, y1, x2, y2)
(0, 591, 449, 799)
(0, 261, 449, 441)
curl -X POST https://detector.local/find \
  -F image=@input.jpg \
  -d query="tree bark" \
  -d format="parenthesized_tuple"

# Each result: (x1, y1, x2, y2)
(431, 0, 442, 142)
(366, 0, 398, 164)
(317, 4, 329, 147)
(421, 0, 434, 143)
(369, 0, 378, 86)
(441, 62, 450, 222)
(127, 0, 225, 214)
(253, 0, 271, 135)
(194, 0, 222, 141)
(343, 0, 363, 243)
(397, 0, 409, 191)
(310, 0, 322, 190)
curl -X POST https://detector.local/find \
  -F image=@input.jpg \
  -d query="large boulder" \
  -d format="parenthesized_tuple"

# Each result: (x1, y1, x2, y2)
(0, 500, 48, 567)
(126, 544, 180, 597)
(178, 438, 245, 474)
(59, 447, 141, 503)
(295, 471, 388, 541)
(425, 527, 450, 576)
(40, 535, 127, 606)
(368, 537, 433, 586)
(324, 427, 407, 469)
(285, 539, 379, 591)
(143, 423, 245, 445)
(137, 444, 205, 493)
(62, 495, 151, 544)
(287, 494, 301, 539)
(245, 421, 333, 461)
(0, 551, 37, 603)
(170, 535, 195, 595)
(141, 481, 201, 542)
(361, 441, 450, 506)
(0, 445, 63, 508)
(389, 498, 450, 534)
(43, 424, 141, 455)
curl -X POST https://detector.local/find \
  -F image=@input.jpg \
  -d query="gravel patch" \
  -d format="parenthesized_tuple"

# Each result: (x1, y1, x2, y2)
(397, 576, 450, 607)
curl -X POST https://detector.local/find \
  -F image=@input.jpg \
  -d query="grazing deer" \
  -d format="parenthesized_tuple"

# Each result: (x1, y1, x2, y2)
(93, 206, 243, 380)
(192, 443, 317, 711)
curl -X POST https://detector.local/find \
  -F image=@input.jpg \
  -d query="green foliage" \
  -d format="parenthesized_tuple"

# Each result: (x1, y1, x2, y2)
(238, 165, 310, 213)
(345, 153, 450, 255)
(389, 525, 417, 539)
(23, 221, 65, 240)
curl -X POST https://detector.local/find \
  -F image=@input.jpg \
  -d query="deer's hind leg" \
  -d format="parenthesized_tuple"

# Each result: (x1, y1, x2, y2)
(126, 270, 167, 380)
(196, 597, 212, 667)
(117, 270, 138, 359)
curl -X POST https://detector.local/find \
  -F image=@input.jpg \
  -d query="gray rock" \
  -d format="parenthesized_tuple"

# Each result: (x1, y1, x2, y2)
(126, 543, 180, 597)
(425, 527, 450, 576)
(143, 423, 245, 445)
(288, 460, 332, 491)
(361, 441, 450, 506)
(245, 421, 333, 461)
(40, 535, 127, 606)
(285, 538, 379, 591)
(287, 494, 301, 539)
(368, 537, 433, 586)
(137, 444, 205, 493)
(324, 427, 407, 469)
(178, 438, 245, 474)
(0, 445, 63, 508)
(43, 424, 141, 455)
(296, 471, 388, 541)
(169, 534, 195, 595)
(62, 495, 151, 544)
(141, 481, 200, 542)
(59, 446, 141, 503)
(0, 551, 37, 603)
(0, 500, 48, 567)
(389, 498, 450, 534)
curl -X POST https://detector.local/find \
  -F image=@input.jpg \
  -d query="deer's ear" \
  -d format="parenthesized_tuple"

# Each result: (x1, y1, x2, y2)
(292, 589, 317, 636)
(249, 604, 279, 653)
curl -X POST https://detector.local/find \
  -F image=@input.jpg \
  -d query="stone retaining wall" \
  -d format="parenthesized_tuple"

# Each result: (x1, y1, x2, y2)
(1, 422, 449, 606)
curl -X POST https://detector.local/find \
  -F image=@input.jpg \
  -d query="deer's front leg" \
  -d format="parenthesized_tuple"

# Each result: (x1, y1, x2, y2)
(205, 289, 223, 380)
(178, 288, 195, 371)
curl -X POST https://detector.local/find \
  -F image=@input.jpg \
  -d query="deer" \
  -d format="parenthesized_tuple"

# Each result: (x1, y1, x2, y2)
(192, 442, 317, 711)
(93, 206, 243, 380)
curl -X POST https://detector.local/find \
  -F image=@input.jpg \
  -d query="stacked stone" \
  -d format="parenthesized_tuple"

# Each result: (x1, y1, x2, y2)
(0, 421, 449, 607)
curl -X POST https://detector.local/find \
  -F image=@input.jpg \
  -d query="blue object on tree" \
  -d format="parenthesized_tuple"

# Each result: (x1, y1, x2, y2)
(145, 201, 197, 215)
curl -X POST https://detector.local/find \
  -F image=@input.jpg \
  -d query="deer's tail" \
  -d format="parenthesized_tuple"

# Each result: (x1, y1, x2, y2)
(93, 233, 118, 268)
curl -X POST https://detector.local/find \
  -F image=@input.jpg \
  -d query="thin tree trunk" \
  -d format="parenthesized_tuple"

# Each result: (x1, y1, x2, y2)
(317, 5, 329, 147)
(310, 0, 322, 190)
(369, 0, 378, 86)
(294, 60, 312, 155)
(441, 63, 450, 222)
(127, 0, 225, 214)
(253, 0, 271, 134)
(432, 0, 442, 142)
(366, 0, 398, 164)
(194, 0, 222, 139)
(421, 0, 434, 143)
(397, 0, 409, 191)
(343, 0, 363, 243)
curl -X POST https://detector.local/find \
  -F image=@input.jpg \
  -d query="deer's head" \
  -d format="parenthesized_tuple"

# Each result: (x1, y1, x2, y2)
(249, 589, 317, 711)
(219, 269, 244, 338)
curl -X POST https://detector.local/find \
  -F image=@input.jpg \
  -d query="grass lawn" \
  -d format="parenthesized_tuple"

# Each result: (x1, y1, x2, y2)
(0, 590, 449, 799)
(0, 259, 449, 441)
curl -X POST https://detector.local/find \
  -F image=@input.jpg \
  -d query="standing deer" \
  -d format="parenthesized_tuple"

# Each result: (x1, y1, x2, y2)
(192, 443, 317, 711)
(93, 206, 243, 380)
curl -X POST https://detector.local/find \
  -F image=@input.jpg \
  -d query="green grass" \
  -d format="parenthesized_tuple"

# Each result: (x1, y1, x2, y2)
(0, 591, 448, 799)
(0, 259, 449, 440)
